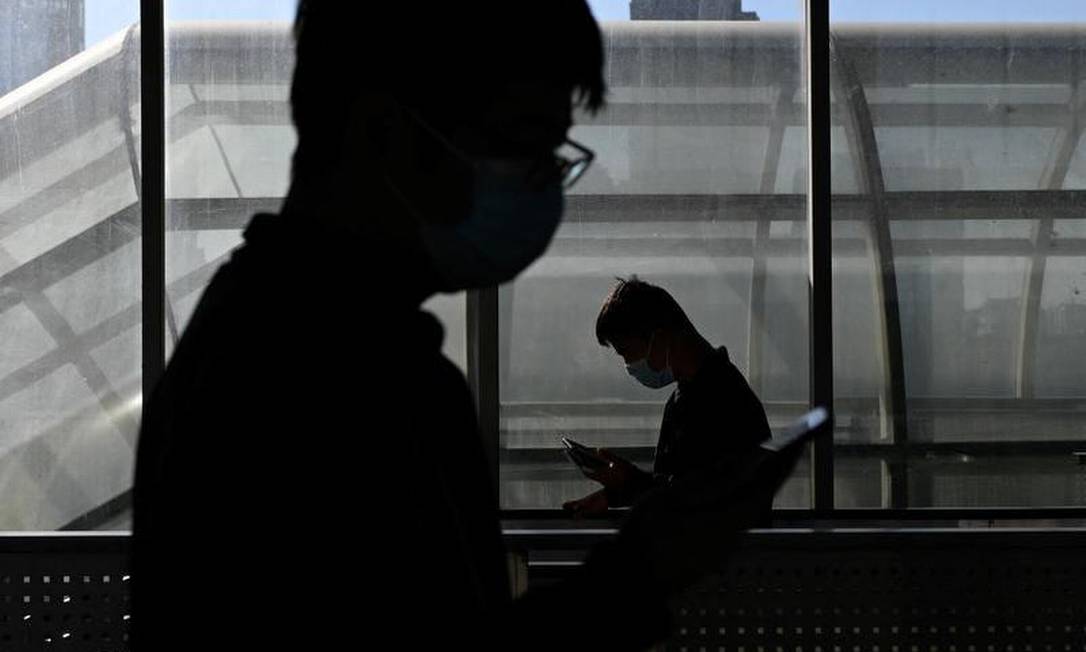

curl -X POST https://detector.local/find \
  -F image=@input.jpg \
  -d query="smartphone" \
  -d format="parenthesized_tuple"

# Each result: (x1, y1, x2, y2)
(561, 436, 610, 472)
(761, 406, 830, 453)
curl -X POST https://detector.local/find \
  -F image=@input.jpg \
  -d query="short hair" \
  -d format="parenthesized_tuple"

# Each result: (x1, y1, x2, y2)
(290, 1, 606, 181)
(595, 277, 693, 348)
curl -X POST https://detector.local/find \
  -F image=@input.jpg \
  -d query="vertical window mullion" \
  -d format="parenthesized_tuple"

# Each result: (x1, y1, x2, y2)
(468, 288, 501, 498)
(140, 0, 167, 402)
(805, 0, 835, 513)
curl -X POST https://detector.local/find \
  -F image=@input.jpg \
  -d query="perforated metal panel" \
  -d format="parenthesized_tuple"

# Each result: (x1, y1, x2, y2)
(1, 530, 1081, 650)
(0, 536, 130, 652)
(517, 529, 1086, 651)
(671, 551, 1086, 650)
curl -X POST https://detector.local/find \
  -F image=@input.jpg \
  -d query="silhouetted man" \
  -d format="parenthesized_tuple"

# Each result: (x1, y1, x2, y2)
(564, 277, 772, 520)
(132, 3, 799, 650)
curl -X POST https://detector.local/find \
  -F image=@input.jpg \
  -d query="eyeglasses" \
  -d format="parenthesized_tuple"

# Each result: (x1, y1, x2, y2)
(554, 137, 595, 189)
(403, 105, 596, 190)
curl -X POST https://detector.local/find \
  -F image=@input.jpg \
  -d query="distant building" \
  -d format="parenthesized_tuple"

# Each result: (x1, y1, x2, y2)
(0, 0, 85, 96)
(630, 0, 759, 21)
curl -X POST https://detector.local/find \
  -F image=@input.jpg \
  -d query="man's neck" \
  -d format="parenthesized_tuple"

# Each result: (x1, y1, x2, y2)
(279, 179, 440, 308)
(669, 330, 714, 383)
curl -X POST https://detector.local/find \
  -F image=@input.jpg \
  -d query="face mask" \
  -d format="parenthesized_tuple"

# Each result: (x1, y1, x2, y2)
(417, 162, 563, 290)
(625, 333, 674, 389)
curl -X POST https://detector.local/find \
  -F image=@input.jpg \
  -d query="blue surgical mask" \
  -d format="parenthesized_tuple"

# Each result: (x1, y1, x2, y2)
(418, 162, 563, 290)
(625, 333, 674, 389)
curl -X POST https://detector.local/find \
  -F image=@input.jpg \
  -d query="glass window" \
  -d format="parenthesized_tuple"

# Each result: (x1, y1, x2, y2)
(162, 10, 467, 371)
(909, 455, 1084, 508)
(1064, 133, 1086, 189)
(570, 125, 773, 195)
(1035, 254, 1086, 398)
(831, 3, 1086, 508)
(499, 16, 810, 511)
(877, 126, 1060, 192)
(0, 3, 140, 529)
(165, 16, 295, 347)
(896, 255, 1029, 400)
(7, 1, 1086, 530)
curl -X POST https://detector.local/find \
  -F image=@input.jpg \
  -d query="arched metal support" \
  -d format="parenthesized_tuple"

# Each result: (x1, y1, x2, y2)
(829, 35, 910, 508)
(1017, 50, 1085, 399)
(748, 79, 800, 395)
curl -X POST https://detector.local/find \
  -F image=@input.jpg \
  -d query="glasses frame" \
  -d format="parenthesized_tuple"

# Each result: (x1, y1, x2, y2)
(556, 137, 595, 189)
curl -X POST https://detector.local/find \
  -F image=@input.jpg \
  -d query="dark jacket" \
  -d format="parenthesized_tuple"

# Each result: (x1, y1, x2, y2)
(132, 213, 670, 651)
(608, 347, 772, 511)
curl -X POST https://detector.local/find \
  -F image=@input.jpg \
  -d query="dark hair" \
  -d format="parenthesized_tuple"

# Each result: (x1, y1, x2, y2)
(290, 1, 606, 180)
(596, 277, 693, 348)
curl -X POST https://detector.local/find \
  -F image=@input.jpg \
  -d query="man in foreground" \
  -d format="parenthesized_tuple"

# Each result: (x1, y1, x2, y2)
(132, 3, 799, 649)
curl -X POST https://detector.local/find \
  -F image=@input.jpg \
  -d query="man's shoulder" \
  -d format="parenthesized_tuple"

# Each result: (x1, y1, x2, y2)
(710, 345, 734, 370)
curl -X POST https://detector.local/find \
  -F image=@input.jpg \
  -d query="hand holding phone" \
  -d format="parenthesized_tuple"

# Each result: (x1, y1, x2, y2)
(561, 437, 610, 472)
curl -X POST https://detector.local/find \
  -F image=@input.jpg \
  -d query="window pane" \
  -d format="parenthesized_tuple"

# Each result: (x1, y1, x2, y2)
(571, 125, 772, 195)
(831, 5, 1086, 508)
(1035, 254, 1086, 398)
(836, 457, 885, 509)
(162, 11, 467, 371)
(833, 222, 886, 444)
(0, 2, 140, 529)
(500, 16, 810, 510)
(877, 126, 1060, 192)
(909, 455, 1085, 508)
(1065, 132, 1086, 189)
(165, 16, 294, 349)
(897, 255, 1028, 399)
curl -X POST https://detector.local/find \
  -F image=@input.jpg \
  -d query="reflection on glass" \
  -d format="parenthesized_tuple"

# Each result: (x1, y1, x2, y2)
(832, 4, 1086, 507)
(909, 455, 1085, 508)
(1035, 254, 1086, 398)
(835, 458, 885, 509)
(165, 19, 295, 349)
(499, 19, 810, 510)
(897, 256, 1028, 399)
(161, 15, 467, 365)
(0, 5, 140, 529)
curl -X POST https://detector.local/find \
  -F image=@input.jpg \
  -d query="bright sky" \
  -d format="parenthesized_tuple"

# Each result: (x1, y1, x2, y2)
(85, 0, 1086, 48)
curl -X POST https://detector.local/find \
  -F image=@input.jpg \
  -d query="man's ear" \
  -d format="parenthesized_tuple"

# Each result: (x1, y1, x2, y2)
(345, 91, 406, 166)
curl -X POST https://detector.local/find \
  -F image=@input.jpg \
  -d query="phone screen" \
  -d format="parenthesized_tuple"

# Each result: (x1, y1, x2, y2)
(761, 407, 830, 453)
(561, 436, 608, 470)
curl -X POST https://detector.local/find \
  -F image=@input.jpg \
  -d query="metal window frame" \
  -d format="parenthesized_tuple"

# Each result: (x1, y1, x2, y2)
(806, 0, 835, 512)
(141, 0, 167, 404)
